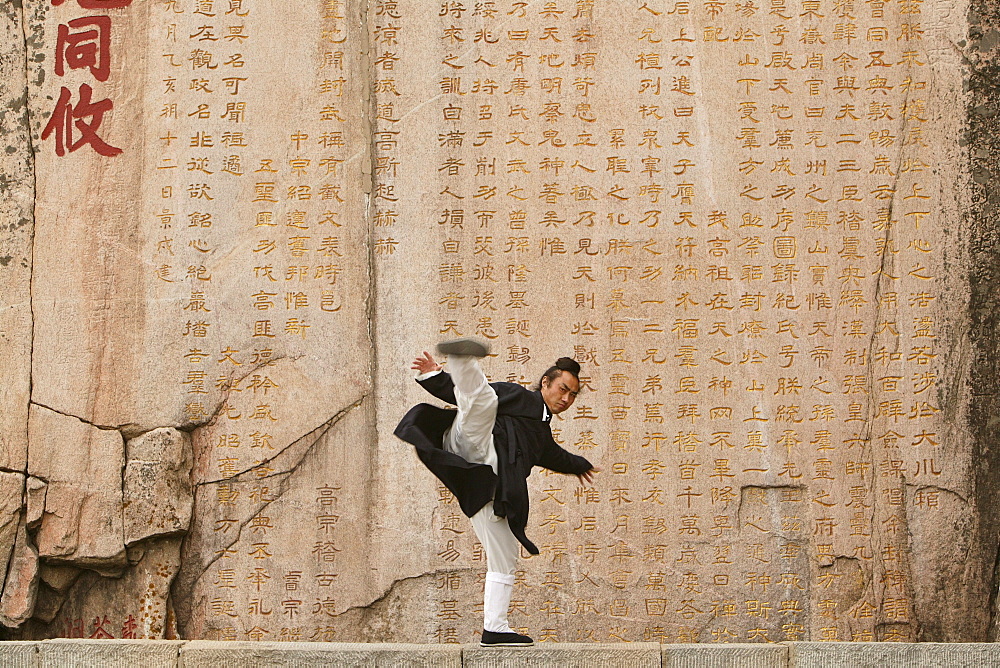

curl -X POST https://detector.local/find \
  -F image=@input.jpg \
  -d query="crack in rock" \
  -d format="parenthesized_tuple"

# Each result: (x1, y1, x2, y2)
(337, 567, 478, 620)
(187, 394, 367, 584)
(29, 402, 124, 433)
(196, 393, 366, 487)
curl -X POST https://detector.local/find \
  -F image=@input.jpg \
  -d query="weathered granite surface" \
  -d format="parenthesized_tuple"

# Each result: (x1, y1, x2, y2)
(0, 0, 999, 646)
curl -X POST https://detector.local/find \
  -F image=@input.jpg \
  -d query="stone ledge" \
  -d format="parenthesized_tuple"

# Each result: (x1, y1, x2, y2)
(786, 642, 1000, 668)
(37, 639, 185, 668)
(0, 642, 36, 668)
(663, 643, 788, 667)
(464, 642, 660, 668)
(179, 641, 463, 667)
(0, 641, 999, 667)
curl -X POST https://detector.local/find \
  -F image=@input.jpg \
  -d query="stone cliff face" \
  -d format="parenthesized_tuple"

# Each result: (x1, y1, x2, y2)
(2, 0, 1000, 644)
(965, 0, 1000, 644)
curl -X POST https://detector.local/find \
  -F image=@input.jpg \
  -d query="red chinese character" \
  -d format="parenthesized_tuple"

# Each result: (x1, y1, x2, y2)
(64, 617, 85, 637)
(56, 16, 111, 82)
(88, 615, 114, 639)
(52, 0, 133, 7)
(121, 615, 138, 639)
(42, 84, 122, 157)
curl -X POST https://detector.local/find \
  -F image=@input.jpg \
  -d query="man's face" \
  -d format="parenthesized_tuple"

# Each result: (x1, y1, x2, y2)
(541, 370, 580, 415)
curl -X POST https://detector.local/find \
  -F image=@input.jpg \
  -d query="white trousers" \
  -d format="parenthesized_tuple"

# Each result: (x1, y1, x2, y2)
(442, 355, 499, 474)
(441, 355, 520, 632)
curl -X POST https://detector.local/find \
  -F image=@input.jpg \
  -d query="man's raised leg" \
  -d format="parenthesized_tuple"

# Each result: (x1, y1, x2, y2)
(438, 341, 498, 471)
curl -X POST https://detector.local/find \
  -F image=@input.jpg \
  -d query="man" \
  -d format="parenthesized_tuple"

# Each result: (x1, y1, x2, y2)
(394, 338, 600, 646)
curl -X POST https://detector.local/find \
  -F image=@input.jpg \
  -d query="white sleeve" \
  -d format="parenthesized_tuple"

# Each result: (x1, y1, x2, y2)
(416, 369, 443, 381)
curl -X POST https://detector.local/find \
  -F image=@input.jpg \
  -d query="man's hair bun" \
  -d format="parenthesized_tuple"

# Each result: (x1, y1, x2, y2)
(535, 356, 582, 390)
(555, 357, 581, 376)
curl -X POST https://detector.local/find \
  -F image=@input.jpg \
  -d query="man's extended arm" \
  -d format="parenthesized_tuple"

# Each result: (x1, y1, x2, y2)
(536, 434, 593, 477)
(411, 351, 458, 405)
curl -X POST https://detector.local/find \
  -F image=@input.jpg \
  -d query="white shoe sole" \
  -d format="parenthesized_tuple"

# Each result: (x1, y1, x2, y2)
(480, 642, 534, 647)
(437, 337, 490, 357)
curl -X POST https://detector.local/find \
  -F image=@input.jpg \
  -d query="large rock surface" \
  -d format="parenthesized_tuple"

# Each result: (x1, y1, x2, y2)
(0, 0, 999, 646)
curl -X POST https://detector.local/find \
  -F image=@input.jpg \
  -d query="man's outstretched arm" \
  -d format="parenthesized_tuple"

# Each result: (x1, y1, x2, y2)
(536, 436, 601, 482)
(411, 351, 458, 405)
(411, 351, 441, 376)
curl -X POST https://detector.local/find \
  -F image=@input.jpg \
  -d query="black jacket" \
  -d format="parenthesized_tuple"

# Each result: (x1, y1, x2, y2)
(394, 371, 593, 555)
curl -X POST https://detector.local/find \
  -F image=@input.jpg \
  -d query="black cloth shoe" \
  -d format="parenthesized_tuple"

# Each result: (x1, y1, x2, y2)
(481, 629, 534, 647)
(437, 337, 490, 358)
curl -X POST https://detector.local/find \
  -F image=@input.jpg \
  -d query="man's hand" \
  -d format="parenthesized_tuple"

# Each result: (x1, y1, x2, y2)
(411, 351, 441, 375)
(577, 465, 602, 485)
